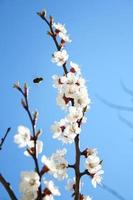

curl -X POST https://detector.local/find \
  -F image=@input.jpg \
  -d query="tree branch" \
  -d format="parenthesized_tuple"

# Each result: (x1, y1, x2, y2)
(0, 173, 18, 200)
(0, 128, 11, 151)
(96, 94, 133, 111)
(100, 183, 126, 200)
(14, 85, 42, 200)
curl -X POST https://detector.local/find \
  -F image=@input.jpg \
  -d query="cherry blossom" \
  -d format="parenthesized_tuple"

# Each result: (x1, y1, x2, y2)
(53, 23, 67, 34)
(91, 170, 104, 188)
(52, 50, 69, 66)
(41, 148, 68, 180)
(20, 171, 40, 198)
(14, 126, 31, 148)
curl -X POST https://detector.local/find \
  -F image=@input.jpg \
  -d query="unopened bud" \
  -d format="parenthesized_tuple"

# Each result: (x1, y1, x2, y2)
(24, 83, 29, 97)
(33, 111, 39, 125)
(35, 129, 42, 139)
(13, 81, 21, 90)
(37, 9, 46, 19)
(40, 165, 49, 176)
(49, 16, 53, 26)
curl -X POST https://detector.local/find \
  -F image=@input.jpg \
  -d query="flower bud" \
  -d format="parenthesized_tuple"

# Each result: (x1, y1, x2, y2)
(37, 9, 46, 19)
(24, 83, 29, 97)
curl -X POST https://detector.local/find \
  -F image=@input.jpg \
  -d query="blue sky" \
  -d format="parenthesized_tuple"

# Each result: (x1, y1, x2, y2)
(0, 0, 133, 199)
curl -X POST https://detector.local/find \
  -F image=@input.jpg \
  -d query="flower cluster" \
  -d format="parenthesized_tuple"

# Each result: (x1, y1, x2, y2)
(53, 22, 71, 45)
(41, 148, 68, 180)
(84, 148, 104, 188)
(51, 69, 90, 143)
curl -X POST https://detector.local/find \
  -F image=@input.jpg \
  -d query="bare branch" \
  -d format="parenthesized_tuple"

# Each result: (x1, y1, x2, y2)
(0, 173, 18, 200)
(120, 80, 133, 98)
(118, 114, 133, 129)
(0, 128, 11, 151)
(100, 183, 126, 200)
(96, 94, 133, 111)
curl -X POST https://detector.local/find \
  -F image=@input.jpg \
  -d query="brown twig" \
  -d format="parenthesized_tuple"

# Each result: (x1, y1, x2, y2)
(0, 173, 18, 200)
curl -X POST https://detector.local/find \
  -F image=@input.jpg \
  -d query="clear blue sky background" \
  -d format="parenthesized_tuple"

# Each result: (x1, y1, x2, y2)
(0, 0, 133, 200)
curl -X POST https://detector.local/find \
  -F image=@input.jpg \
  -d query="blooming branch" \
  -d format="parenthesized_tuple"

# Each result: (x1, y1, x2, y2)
(37, 10, 103, 200)
(0, 173, 18, 200)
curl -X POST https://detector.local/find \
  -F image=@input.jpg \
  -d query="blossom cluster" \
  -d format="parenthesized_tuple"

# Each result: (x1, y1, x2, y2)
(41, 148, 68, 180)
(84, 148, 104, 188)
(51, 66, 90, 143)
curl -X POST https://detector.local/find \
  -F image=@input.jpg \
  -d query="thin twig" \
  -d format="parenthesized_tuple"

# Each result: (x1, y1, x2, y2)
(100, 183, 126, 200)
(118, 114, 133, 129)
(96, 94, 133, 111)
(120, 80, 133, 98)
(0, 128, 11, 150)
(0, 173, 18, 200)
(15, 86, 42, 200)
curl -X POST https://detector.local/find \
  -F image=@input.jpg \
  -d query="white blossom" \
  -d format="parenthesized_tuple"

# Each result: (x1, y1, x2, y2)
(66, 178, 83, 192)
(85, 155, 102, 174)
(70, 61, 80, 73)
(66, 72, 78, 85)
(44, 180, 61, 196)
(59, 32, 71, 43)
(20, 171, 40, 195)
(21, 191, 38, 200)
(41, 148, 68, 180)
(74, 92, 91, 109)
(92, 170, 104, 188)
(83, 196, 92, 200)
(51, 118, 67, 140)
(56, 93, 70, 109)
(53, 22, 67, 34)
(67, 106, 83, 122)
(14, 126, 31, 148)
(52, 75, 67, 89)
(52, 50, 69, 66)
(64, 84, 78, 98)
(43, 195, 54, 200)
(51, 119, 80, 144)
